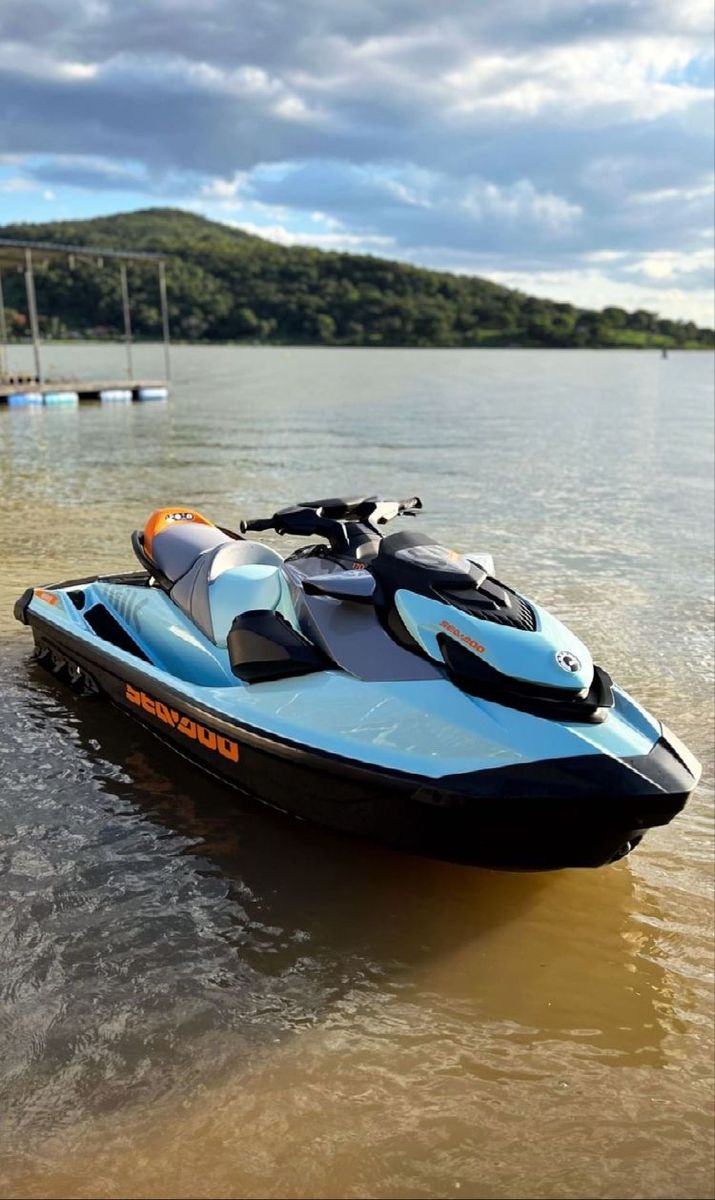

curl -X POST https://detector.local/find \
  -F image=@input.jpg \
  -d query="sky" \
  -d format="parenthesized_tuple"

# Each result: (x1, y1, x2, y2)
(0, 0, 713, 324)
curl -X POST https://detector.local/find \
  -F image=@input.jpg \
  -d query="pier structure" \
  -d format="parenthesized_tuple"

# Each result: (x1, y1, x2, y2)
(0, 236, 171, 405)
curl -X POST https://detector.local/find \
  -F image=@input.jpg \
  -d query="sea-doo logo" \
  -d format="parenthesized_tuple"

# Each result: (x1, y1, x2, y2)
(556, 650, 581, 674)
(34, 588, 59, 606)
(439, 619, 485, 655)
(165, 511, 195, 522)
(125, 684, 239, 763)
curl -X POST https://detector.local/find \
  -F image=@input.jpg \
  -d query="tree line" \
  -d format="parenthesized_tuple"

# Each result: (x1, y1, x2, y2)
(1, 208, 712, 350)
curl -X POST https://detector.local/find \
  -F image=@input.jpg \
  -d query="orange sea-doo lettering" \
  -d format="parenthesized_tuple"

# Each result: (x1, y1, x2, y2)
(217, 736, 240, 763)
(197, 725, 217, 751)
(34, 588, 59, 606)
(123, 682, 239, 764)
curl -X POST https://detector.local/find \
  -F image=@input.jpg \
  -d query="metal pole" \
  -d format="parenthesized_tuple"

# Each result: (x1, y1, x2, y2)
(119, 261, 133, 379)
(158, 260, 171, 381)
(24, 248, 43, 383)
(0, 268, 7, 379)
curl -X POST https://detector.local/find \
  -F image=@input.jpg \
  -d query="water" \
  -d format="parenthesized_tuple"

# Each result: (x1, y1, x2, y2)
(0, 346, 713, 1200)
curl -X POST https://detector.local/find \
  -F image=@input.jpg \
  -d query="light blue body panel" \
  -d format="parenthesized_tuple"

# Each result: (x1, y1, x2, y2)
(396, 589, 594, 691)
(27, 581, 661, 780)
(207, 565, 299, 646)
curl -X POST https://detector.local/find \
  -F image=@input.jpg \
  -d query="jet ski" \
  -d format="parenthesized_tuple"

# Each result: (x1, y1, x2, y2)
(14, 495, 700, 870)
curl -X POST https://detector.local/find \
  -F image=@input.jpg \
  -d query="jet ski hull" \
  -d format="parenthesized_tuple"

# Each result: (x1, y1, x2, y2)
(16, 583, 699, 871)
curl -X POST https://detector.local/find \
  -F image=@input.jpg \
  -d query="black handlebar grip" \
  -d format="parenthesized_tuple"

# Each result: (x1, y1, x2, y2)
(240, 517, 275, 533)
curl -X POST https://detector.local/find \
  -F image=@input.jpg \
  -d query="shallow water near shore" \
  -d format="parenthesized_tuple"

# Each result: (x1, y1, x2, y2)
(0, 346, 713, 1200)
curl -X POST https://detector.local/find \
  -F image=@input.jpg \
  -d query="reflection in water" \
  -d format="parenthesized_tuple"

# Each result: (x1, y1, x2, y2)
(1, 347, 713, 1199)
(1, 653, 708, 1200)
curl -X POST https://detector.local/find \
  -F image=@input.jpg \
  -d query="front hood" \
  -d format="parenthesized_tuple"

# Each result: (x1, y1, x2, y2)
(395, 589, 594, 692)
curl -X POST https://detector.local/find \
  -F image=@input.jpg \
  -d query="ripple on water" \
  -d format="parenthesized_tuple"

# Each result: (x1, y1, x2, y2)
(0, 347, 713, 1199)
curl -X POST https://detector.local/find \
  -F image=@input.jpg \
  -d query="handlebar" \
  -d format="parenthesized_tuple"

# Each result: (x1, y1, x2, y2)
(398, 496, 422, 513)
(240, 495, 422, 550)
(241, 509, 337, 538)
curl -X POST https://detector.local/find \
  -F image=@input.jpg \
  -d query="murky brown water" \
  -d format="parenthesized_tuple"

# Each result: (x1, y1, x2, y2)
(0, 346, 713, 1200)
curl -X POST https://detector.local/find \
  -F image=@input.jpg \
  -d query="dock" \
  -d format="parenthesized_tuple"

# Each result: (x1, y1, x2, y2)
(0, 377, 169, 406)
(0, 235, 172, 406)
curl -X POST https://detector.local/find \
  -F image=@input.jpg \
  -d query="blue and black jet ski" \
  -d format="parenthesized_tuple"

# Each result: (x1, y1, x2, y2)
(14, 495, 700, 870)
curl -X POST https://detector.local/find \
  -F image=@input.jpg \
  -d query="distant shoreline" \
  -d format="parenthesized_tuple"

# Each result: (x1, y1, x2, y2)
(2, 338, 711, 352)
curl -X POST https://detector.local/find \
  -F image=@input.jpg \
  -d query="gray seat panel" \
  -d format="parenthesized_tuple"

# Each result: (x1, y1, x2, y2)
(152, 524, 230, 582)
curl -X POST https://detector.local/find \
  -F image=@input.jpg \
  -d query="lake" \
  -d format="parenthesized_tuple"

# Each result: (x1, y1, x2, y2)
(0, 345, 713, 1199)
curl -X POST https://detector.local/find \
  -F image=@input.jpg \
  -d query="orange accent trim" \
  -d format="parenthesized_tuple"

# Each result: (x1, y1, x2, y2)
(34, 588, 59, 606)
(142, 507, 215, 559)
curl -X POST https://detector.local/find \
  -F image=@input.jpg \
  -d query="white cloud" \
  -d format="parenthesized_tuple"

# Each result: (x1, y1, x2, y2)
(584, 250, 630, 263)
(0, 43, 99, 84)
(486, 266, 715, 325)
(225, 220, 395, 252)
(653, 0, 715, 34)
(57, 61, 98, 80)
(199, 172, 248, 204)
(0, 176, 37, 192)
(624, 247, 714, 280)
(271, 94, 320, 123)
(461, 178, 581, 231)
(445, 38, 712, 123)
(631, 175, 715, 205)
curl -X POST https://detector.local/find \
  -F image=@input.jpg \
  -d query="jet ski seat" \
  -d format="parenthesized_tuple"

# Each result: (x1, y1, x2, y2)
(139, 508, 289, 646)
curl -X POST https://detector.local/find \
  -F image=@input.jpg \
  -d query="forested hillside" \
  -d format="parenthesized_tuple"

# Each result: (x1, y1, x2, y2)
(0, 208, 711, 348)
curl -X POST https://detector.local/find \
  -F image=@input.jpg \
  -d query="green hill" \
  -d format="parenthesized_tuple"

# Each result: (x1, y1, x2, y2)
(0, 207, 711, 349)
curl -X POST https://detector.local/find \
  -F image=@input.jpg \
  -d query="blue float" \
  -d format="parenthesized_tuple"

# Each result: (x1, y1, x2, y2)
(7, 392, 43, 406)
(44, 391, 79, 406)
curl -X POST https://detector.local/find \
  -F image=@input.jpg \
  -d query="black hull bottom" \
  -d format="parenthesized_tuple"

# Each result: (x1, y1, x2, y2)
(23, 615, 698, 872)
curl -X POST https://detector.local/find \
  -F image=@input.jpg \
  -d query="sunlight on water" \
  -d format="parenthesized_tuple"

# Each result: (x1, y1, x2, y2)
(0, 347, 713, 1199)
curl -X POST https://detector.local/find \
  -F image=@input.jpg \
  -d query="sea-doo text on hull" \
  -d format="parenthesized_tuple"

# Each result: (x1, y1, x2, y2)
(14, 496, 700, 870)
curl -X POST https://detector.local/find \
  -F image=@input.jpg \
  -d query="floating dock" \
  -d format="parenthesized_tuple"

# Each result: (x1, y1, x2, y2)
(0, 235, 172, 406)
(0, 378, 169, 406)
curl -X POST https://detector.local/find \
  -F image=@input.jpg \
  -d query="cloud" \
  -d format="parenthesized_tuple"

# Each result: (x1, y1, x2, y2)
(486, 266, 715, 325)
(444, 38, 712, 123)
(235, 161, 583, 257)
(229, 220, 395, 252)
(0, 176, 37, 192)
(22, 154, 153, 192)
(624, 247, 714, 283)
(0, 0, 712, 322)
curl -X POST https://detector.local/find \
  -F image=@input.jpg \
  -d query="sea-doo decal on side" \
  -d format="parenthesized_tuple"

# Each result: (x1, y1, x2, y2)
(439, 619, 485, 655)
(125, 684, 239, 762)
(34, 588, 59, 606)
(165, 511, 196, 522)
